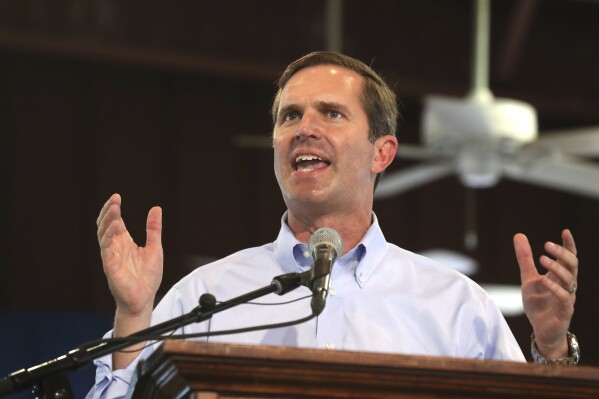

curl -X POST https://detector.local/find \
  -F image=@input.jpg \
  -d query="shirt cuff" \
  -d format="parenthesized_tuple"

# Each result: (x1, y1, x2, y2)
(86, 330, 159, 399)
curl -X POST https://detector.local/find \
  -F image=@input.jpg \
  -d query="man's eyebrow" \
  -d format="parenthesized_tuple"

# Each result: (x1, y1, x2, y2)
(316, 101, 352, 116)
(277, 104, 300, 120)
(277, 100, 353, 121)
(279, 104, 299, 114)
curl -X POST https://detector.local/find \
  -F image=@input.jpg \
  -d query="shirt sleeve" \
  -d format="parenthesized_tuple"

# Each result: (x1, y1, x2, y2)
(463, 287, 526, 362)
(84, 331, 159, 399)
(477, 292, 526, 362)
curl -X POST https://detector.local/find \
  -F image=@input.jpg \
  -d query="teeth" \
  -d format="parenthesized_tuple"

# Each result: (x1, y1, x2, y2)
(294, 154, 326, 172)
(295, 155, 322, 163)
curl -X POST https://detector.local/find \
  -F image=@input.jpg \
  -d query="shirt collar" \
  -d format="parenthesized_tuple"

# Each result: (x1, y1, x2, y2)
(273, 212, 389, 286)
(273, 212, 307, 273)
(354, 213, 389, 287)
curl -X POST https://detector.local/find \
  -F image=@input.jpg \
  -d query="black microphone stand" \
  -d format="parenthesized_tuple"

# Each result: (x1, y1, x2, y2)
(0, 272, 307, 398)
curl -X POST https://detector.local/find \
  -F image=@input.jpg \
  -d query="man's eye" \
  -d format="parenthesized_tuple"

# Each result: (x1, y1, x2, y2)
(284, 111, 300, 121)
(328, 110, 342, 118)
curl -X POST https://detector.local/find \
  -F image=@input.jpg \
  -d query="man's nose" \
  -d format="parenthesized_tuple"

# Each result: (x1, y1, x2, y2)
(294, 111, 322, 140)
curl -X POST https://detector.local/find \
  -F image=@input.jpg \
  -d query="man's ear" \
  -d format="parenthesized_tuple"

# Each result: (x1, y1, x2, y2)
(371, 135, 398, 174)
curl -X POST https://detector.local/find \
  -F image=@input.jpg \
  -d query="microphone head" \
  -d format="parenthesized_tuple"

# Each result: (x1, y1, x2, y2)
(309, 227, 344, 259)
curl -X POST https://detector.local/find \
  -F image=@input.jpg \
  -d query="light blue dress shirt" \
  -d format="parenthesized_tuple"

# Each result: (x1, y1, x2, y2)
(87, 214, 525, 399)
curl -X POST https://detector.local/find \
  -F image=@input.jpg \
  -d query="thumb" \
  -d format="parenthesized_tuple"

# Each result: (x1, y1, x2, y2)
(146, 206, 163, 248)
(514, 233, 537, 282)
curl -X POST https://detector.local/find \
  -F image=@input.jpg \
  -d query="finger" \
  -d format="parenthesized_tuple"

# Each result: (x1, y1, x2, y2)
(514, 233, 538, 282)
(561, 229, 577, 256)
(97, 203, 123, 242)
(99, 215, 128, 251)
(99, 220, 124, 275)
(540, 255, 576, 288)
(97, 193, 121, 228)
(544, 241, 578, 276)
(541, 276, 576, 307)
(145, 206, 163, 248)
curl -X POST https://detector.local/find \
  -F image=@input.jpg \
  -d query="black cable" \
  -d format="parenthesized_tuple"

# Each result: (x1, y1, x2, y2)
(163, 312, 317, 340)
(81, 295, 317, 353)
(239, 294, 312, 306)
(84, 312, 317, 348)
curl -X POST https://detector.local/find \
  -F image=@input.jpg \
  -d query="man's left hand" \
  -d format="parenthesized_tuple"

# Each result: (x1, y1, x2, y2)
(514, 229, 578, 359)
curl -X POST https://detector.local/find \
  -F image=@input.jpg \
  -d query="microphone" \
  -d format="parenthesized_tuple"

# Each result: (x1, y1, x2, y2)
(307, 227, 344, 315)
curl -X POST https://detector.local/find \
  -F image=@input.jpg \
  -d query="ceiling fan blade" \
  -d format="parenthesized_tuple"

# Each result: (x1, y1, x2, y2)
(481, 284, 524, 317)
(232, 134, 272, 149)
(419, 248, 479, 276)
(503, 155, 599, 200)
(536, 126, 599, 157)
(396, 143, 445, 160)
(375, 161, 454, 199)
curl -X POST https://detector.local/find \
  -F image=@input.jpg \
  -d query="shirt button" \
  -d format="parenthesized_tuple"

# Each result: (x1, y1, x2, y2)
(329, 287, 336, 296)
(358, 274, 365, 284)
(326, 343, 335, 350)
(303, 250, 310, 258)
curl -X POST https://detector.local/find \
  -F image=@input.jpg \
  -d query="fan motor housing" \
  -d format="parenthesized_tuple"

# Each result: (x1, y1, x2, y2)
(422, 95, 538, 148)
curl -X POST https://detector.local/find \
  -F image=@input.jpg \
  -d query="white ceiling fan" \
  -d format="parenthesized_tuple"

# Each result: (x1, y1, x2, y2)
(374, 0, 599, 201)
(372, 0, 599, 317)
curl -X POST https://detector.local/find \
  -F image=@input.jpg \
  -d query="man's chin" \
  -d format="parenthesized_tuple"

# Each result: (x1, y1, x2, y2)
(284, 189, 333, 209)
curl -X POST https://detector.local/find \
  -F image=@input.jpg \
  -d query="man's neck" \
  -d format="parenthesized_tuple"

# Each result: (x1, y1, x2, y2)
(286, 208, 373, 255)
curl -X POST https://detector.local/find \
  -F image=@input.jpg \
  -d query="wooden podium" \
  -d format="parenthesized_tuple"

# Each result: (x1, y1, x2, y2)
(131, 340, 599, 398)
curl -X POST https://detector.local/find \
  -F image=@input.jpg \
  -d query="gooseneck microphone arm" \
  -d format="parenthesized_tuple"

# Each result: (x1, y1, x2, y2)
(0, 272, 306, 398)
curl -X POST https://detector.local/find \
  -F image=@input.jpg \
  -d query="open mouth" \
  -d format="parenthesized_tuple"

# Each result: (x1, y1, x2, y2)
(294, 154, 330, 172)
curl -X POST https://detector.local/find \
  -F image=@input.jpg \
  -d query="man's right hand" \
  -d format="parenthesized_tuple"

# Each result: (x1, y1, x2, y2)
(96, 193, 164, 368)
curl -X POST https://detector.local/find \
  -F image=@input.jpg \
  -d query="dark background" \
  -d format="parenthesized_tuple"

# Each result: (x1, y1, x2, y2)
(1, 0, 598, 396)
